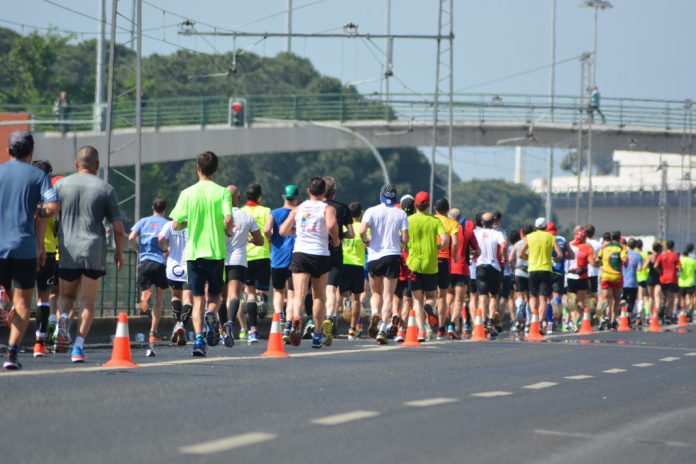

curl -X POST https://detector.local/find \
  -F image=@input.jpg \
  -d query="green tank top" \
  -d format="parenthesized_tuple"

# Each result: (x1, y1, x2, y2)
(636, 250, 649, 282)
(242, 204, 271, 260)
(342, 223, 365, 266)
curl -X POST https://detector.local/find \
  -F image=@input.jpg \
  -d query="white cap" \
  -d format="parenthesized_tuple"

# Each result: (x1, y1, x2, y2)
(400, 194, 414, 203)
(535, 217, 547, 228)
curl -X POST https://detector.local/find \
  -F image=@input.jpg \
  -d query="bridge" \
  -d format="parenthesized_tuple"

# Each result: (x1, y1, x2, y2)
(3, 93, 693, 173)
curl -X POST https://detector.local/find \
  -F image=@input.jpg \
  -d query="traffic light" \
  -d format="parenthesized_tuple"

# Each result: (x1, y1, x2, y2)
(229, 98, 246, 127)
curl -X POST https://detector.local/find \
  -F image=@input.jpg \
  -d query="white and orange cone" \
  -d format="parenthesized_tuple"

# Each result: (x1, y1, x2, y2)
(103, 312, 139, 368)
(402, 309, 422, 347)
(470, 308, 487, 341)
(526, 308, 544, 342)
(260, 312, 288, 358)
(617, 309, 631, 332)
(577, 307, 593, 335)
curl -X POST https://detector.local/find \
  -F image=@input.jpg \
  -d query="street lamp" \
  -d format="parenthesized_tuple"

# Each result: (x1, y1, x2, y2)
(579, 0, 612, 87)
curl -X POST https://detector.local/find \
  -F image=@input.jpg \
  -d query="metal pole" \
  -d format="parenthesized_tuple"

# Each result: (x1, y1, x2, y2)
(384, 0, 391, 100)
(592, 7, 598, 87)
(135, 0, 142, 221)
(286, 0, 292, 53)
(429, 0, 444, 204)
(447, 0, 454, 201)
(94, 0, 106, 131)
(131, 0, 136, 50)
(104, 0, 119, 184)
(575, 58, 586, 227)
(546, 0, 557, 220)
(587, 85, 593, 223)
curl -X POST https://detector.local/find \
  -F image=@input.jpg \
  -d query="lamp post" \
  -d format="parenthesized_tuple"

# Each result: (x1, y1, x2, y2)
(579, 0, 612, 88)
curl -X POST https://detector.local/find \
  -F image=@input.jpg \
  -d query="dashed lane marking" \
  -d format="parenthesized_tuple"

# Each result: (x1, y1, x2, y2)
(404, 397, 459, 408)
(471, 391, 513, 398)
(660, 357, 680, 362)
(564, 375, 594, 380)
(311, 410, 380, 426)
(179, 432, 276, 455)
(523, 381, 558, 390)
(684, 352, 696, 357)
(603, 368, 627, 374)
(632, 363, 654, 367)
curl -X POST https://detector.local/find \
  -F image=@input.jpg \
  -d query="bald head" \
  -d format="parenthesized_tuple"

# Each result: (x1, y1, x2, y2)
(227, 185, 240, 207)
(448, 208, 461, 221)
(481, 212, 494, 228)
(76, 146, 99, 173)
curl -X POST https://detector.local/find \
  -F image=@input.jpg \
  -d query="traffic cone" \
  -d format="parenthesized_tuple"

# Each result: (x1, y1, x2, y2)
(402, 309, 422, 347)
(103, 312, 138, 368)
(470, 308, 487, 341)
(677, 309, 689, 333)
(260, 312, 289, 358)
(526, 308, 544, 342)
(577, 307, 593, 335)
(617, 308, 631, 332)
(648, 308, 661, 333)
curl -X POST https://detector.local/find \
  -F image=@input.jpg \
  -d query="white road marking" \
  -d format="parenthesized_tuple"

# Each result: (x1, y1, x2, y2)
(534, 429, 593, 439)
(660, 357, 680, 362)
(632, 363, 654, 367)
(179, 432, 276, 455)
(534, 429, 693, 449)
(470, 391, 513, 398)
(684, 352, 696, 357)
(523, 381, 558, 390)
(564, 375, 594, 380)
(404, 397, 459, 408)
(603, 368, 627, 374)
(311, 410, 380, 426)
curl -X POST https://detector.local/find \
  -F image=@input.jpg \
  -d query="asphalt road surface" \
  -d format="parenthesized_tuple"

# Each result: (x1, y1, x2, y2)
(2, 327, 696, 464)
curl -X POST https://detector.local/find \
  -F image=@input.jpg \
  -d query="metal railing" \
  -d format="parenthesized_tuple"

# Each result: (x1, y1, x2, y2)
(2, 93, 694, 132)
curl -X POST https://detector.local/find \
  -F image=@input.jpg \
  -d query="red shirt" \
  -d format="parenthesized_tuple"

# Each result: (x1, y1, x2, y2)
(450, 220, 479, 276)
(399, 249, 416, 282)
(655, 250, 680, 285)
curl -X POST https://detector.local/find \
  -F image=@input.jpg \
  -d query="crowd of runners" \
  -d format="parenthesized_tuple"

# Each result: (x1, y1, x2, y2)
(1, 131, 695, 369)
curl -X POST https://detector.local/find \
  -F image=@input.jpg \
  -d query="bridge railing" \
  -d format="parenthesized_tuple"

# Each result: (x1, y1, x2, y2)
(1, 93, 693, 132)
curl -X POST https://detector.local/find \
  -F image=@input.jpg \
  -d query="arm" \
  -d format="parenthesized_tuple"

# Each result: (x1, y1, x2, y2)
(343, 215, 355, 239)
(35, 217, 48, 270)
(565, 245, 575, 260)
(158, 236, 169, 253)
(437, 233, 449, 251)
(279, 208, 297, 237)
(508, 243, 518, 266)
(451, 230, 460, 263)
(552, 241, 563, 262)
(224, 214, 234, 237)
(360, 222, 370, 245)
(112, 220, 126, 270)
(263, 214, 274, 241)
(249, 229, 264, 246)
(128, 230, 140, 253)
(325, 206, 340, 248)
(519, 239, 529, 260)
(401, 229, 409, 247)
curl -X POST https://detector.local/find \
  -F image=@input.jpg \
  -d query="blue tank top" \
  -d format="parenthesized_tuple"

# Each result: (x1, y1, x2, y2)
(552, 235, 566, 275)
(270, 207, 295, 269)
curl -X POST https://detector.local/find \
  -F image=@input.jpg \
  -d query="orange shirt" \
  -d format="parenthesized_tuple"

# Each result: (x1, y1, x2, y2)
(435, 213, 460, 259)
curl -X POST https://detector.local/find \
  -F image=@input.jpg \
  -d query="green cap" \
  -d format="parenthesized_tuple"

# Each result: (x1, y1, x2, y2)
(284, 184, 299, 200)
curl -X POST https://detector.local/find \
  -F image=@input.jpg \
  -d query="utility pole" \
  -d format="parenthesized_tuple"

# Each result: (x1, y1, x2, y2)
(134, 0, 142, 221)
(384, 0, 391, 101)
(546, 0, 557, 220)
(575, 54, 590, 226)
(286, 0, 292, 53)
(658, 160, 668, 241)
(446, 0, 454, 201)
(587, 59, 594, 223)
(429, 1, 444, 204)
(104, 0, 119, 184)
(94, 0, 106, 131)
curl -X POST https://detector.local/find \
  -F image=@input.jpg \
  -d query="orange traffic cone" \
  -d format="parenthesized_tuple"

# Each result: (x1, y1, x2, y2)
(402, 309, 422, 347)
(617, 308, 631, 332)
(577, 307, 593, 335)
(648, 308, 661, 333)
(677, 310, 688, 327)
(470, 308, 487, 341)
(103, 312, 138, 368)
(526, 308, 544, 342)
(260, 312, 288, 358)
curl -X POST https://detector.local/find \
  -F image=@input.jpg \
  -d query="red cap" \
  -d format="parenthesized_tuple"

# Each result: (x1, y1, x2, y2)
(546, 222, 558, 235)
(414, 191, 430, 206)
(574, 229, 587, 243)
(51, 175, 63, 186)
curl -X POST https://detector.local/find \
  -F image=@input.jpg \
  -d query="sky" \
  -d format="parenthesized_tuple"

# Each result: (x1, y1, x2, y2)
(5, 0, 696, 185)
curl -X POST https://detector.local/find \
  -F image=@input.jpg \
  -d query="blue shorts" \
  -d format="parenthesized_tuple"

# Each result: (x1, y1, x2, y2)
(187, 259, 224, 297)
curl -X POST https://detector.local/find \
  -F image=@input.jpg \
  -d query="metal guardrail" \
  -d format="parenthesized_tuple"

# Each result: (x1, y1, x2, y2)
(2, 93, 694, 132)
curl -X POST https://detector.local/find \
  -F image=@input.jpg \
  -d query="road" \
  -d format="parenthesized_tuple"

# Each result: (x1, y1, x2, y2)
(1, 327, 695, 464)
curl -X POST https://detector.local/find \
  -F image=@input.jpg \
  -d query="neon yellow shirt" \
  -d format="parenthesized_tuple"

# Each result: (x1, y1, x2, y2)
(526, 230, 555, 272)
(170, 180, 233, 261)
(637, 250, 649, 283)
(598, 242, 628, 282)
(242, 204, 271, 261)
(679, 255, 696, 288)
(45, 216, 58, 254)
(342, 222, 365, 267)
(407, 212, 444, 274)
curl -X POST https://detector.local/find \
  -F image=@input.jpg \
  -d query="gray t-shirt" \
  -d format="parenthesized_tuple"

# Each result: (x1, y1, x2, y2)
(55, 173, 121, 271)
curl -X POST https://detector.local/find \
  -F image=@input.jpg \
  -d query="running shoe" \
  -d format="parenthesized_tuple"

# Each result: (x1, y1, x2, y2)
(311, 332, 322, 349)
(45, 318, 56, 350)
(355, 322, 363, 339)
(463, 322, 473, 334)
(71, 346, 85, 363)
(376, 330, 387, 345)
(389, 315, 400, 339)
(33, 342, 48, 358)
(204, 311, 220, 346)
(437, 327, 446, 340)
(447, 324, 459, 339)
(368, 314, 380, 338)
(55, 313, 71, 353)
(424, 304, 439, 329)
(331, 316, 338, 336)
(171, 322, 186, 345)
(510, 322, 518, 333)
(248, 329, 259, 345)
(222, 322, 235, 347)
(148, 332, 162, 343)
(322, 319, 333, 346)
(3, 350, 21, 370)
(348, 327, 357, 340)
(145, 346, 156, 357)
(291, 320, 303, 346)
(598, 318, 609, 331)
(485, 321, 498, 336)
(239, 329, 249, 341)
(256, 293, 268, 320)
(303, 319, 315, 340)
(192, 337, 206, 357)
(395, 328, 406, 343)
(282, 322, 292, 345)
(417, 331, 426, 343)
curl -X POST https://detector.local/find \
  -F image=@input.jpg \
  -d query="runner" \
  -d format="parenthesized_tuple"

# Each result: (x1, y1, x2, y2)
(433, 198, 459, 339)
(264, 185, 300, 344)
(129, 196, 169, 344)
(473, 212, 506, 335)
(323, 176, 354, 341)
(546, 222, 574, 333)
(158, 217, 191, 346)
(635, 239, 650, 325)
(678, 243, 696, 316)
(280, 177, 340, 349)
(654, 240, 681, 323)
(646, 242, 663, 321)
(393, 195, 417, 342)
(597, 230, 628, 330)
(241, 183, 272, 329)
(170, 151, 234, 357)
(340, 202, 366, 340)
(622, 238, 643, 324)
(361, 184, 409, 344)
(54, 146, 125, 363)
(1, 131, 58, 369)
(448, 208, 479, 338)
(565, 228, 596, 330)
(509, 225, 533, 332)
(518, 217, 562, 334)
(406, 192, 447, 342)
(223, 185, 264, 345)
(584, 224, 602, 310)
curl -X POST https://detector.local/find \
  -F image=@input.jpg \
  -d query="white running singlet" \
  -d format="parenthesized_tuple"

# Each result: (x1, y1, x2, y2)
(225, 207, 260, 267)
(159, 221, 187, 282)
(293, 200, 330, 256)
